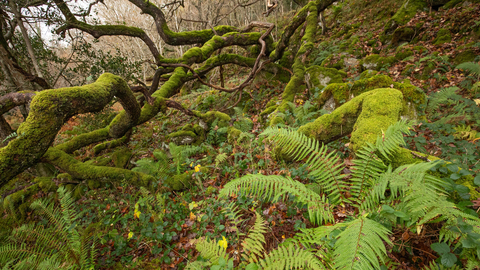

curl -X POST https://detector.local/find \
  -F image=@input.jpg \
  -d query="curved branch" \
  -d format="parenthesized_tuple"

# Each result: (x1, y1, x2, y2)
(0, 73, 140, 185)
(270, 0, 335, 61)
(53, 0, 161, 64)
(128, 0, 238, 46)
(0, 91, 36, 115)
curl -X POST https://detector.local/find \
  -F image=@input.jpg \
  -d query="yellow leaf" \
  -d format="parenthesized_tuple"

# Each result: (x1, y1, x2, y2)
(134, 203, 141, 219)
(194, 164, 201, 172)
(128, 232, 134, 239)
(474, 99, 480, 106)
(190, 212, 196, 221)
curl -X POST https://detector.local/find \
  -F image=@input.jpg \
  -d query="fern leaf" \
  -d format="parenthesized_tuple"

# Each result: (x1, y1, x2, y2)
(456, 62, 480, 77)
(259, 243, 325, 270)
(426, 87, 459, 114)
(194, 237, 227, 264)
(261, 127, 346, 204)
(220, 174, 334, 225)
(215, 153, 228, 168)
(375, 119, 410, 160)
(422, 261, 462, 270)
(242, 211, 266, 263)
(333, 216, 391, 270)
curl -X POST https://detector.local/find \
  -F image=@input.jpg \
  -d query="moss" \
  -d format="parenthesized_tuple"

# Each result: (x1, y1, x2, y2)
(205, 186, 217, 195)
(167, 130, 197, 145)
(413, 45, 428, 54)
(419, 60, 436, 80)
(359, 70, 378, 80)
(0, 73, 136, 185)
(299, 88, 405, 152)
(359, 54, 397, 71)
(452, 49, 477, 65)
(44, 147, 155, 187)
(305, 65, 347, 89)
(384, 0, 427, 34)
(395, 46, 414, 60)
(317, 74, 393, 110)
(392, 26, 417, 45)
(350, 89, 404, 152)
(259, 105, 278, 122)
(85, 156, 112, 167)
(193, 111, 231, 127)
(165, 172, 192, 190)
(388, 148, 440, 168)
(112, 147, 132, 168)
(434, 29, 452, 45)
(227, 126, 242, 143)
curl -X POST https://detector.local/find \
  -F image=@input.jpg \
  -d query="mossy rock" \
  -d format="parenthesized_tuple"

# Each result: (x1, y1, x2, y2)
(384, 0, 428, 35)
(359, 70, 379, 80)
(259, 105, 278, 122)
(395, 46, 414, 61)
(299, 88, 405, 152)
(392, 26, 417, 45)
(305, 65, 347, 89)
(112, 147, 132, 168)
(168, 130, 197, 145)
(434, 29, 452, 45)
(359, 54, 397, 71)
(316, 74, 425, 116)
(452, 49, 477, 65)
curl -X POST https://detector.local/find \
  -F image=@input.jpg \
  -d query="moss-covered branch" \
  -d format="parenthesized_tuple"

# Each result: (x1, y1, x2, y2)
(128, 0, 238, 46)
(0, 73, 140, 186)
(44, 147, 154, 187)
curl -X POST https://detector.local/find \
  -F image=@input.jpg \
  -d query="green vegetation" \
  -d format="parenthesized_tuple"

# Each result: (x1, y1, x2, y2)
(1, 0, 480, 269)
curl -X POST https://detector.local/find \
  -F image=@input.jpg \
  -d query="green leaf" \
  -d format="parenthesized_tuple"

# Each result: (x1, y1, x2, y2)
(461, 236, 477, 249)
(382, 205, 395, 213)
(474, 175, 480, 186)
(431, 242, 450, 255)
(440, 253, 457, 268)
(245, 263, 258, 270)
(450, 173, 461, 180)
(447, 164, 459, 173)
(394, 211, 409, 219)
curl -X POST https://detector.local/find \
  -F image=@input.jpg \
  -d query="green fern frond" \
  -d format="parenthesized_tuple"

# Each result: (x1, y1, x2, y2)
(258, 243, 325, 270)
(427, 87, 460, 114)
(184, 261, 209, 270)
(422, 261, 462, 270)
(242, 211, 266, 263)
(261, 127, 346, 204)
(222, 202, 244, 236)
(194, 237, 227, 264)
(220, 174, 334, 225)
(334, 216, 391, 270)
(215, 153, 228, 168)
(456, 62, 480, 78)
(375, 119, 410, 160)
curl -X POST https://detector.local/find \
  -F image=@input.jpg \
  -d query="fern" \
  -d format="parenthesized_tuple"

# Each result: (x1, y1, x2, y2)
(193, 237, 227, 265)
(220, 174, 333, 225)
(241, 211, 266, 263)
(426, 87, 460, 115)
(261, 127, 346, 204)
(422, 261, 462, 270)
(456, 62, 480, 79)
(333, 216, 391, 270)
(258, 243, 325, 270)
(0, 187, 97, 269)
(132, 150, 169, 180)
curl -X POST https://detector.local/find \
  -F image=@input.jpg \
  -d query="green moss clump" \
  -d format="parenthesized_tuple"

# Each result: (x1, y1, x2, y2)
(112, 147, 132, 168)
(259, 105, 278, 122)
(359, 54, 397, 71)
(452, 50, 477, 65)
(227, 126, 242, 143)
(470, 81, 480, 95)
(388, 148, 440, 168)
(434, 29, 452, 45)
(359, 70, 379, 80)
(384, 0, 427, 34)
(305, 65, 347, 89)
(392, 26, 416, 45)
(168, 130, 197, 145)
(395, 46, 414, 60)
(194, 111, 231, 127)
